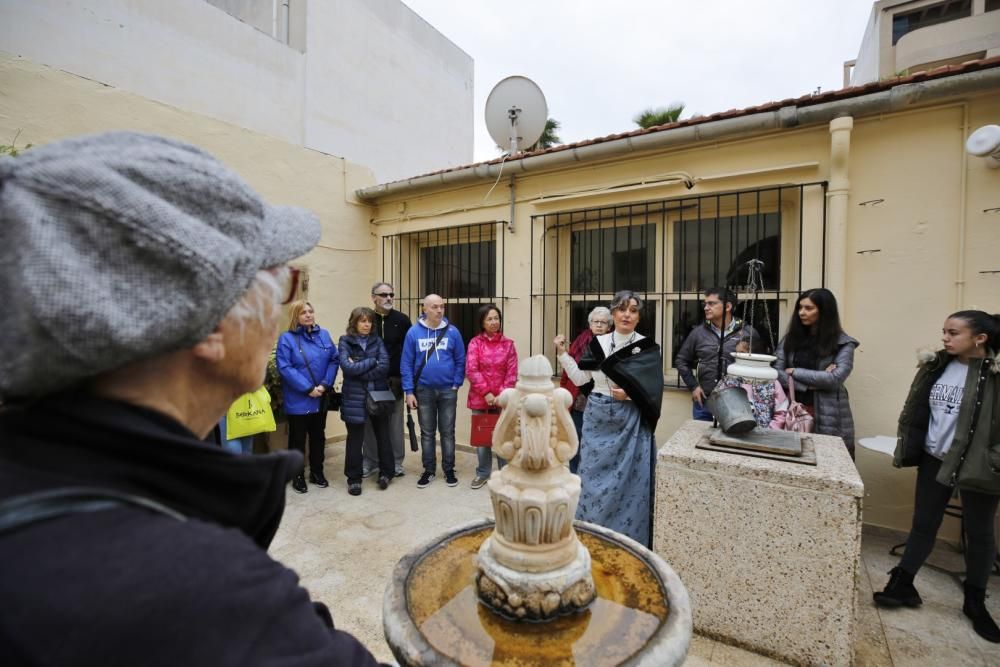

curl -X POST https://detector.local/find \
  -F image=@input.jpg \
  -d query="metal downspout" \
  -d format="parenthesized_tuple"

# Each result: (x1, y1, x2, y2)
(956, 103, 969, 307)
(826, 117, 853, 304)
(508, 175, 516, 234)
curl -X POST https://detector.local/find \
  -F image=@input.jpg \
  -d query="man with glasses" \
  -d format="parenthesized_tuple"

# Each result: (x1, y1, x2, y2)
(675, 287, 756, 421)
(362, 282, 412, 478)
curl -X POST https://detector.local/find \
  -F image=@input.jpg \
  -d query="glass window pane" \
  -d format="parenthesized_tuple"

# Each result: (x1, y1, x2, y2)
(673, 213, 780, 292)
(570, 224, 656, 292)
(420, 240, 495, 298)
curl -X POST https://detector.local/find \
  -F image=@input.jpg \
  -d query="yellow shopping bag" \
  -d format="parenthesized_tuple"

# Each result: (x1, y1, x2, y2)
(226, 387, 277, 439)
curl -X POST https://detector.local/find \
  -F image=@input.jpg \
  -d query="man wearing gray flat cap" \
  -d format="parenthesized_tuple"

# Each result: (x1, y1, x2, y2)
(0, 132, 383, 666)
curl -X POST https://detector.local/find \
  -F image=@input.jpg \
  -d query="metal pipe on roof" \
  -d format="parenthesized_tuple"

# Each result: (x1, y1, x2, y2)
(355, 67, 1000, 202)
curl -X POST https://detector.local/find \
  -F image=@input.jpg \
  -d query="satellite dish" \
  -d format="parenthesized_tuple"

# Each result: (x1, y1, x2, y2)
(485, 76, 548, 154)
(966, 124, 1000, 168)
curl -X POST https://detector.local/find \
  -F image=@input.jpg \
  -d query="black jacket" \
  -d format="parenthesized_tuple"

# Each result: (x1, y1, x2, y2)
(338, 334, 390, 425)
(373, 309, 412, 378)
(0, 395, 382, 666)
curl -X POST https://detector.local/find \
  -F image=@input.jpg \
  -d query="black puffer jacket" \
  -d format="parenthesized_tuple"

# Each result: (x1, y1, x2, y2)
(338, 334, 390, 425)
(0, 395, 383, 666)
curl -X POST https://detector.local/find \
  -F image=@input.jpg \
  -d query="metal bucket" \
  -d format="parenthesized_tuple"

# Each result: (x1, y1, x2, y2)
(707, 386, 757, 435)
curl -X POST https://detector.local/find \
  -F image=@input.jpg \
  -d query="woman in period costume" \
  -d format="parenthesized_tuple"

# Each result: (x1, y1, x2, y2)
(554, 291, 663, 547)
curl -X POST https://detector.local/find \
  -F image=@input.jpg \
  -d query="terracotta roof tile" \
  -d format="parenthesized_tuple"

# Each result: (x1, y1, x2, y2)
(387, 55, 1000, 184)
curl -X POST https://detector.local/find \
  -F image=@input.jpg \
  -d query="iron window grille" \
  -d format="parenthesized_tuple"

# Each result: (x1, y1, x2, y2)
(530, 183, 828, 385)
(380, 221, 506, 340)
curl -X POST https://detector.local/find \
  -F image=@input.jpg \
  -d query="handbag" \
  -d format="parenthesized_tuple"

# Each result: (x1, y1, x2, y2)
(296, 334, 339, 412)
(366, 389, 397, 417)
(226, 386, 277, 439)
(470, 410, 500, 447)
(783, 379, 814, 433)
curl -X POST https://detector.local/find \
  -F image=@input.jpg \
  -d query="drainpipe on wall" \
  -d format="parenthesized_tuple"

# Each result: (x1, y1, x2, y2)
(281, 0, 291, 44)
(826, 116, 853, 306)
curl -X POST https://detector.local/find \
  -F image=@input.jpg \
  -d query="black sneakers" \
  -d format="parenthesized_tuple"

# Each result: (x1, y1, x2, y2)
(348, 482, 362, 496)
(309, 471, 329, 488)
(291, 475, 307, 494)
(445, 471, 458, 487)
(417, 472, 435, 489)
(378, 475, 390, 490)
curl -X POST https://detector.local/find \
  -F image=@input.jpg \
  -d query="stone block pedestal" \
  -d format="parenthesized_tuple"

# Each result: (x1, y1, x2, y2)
(653, 420, 863, 666)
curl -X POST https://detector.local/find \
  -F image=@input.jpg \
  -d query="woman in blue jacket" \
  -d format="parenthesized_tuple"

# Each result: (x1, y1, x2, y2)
(339, 307, 393, 496)
(277, 300, 339, 494)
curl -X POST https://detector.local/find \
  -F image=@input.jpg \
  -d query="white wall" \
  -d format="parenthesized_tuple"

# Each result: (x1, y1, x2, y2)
(0, 0, 474, 182)
(302, 0, 473, 181)
(0, 0, 306, 145)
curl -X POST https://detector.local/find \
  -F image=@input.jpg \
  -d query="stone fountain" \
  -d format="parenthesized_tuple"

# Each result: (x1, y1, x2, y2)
(383, 356, 691, 666)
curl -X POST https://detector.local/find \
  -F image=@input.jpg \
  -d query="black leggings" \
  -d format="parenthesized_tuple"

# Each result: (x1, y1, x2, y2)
(287, 412, 327, 474)
(899, 452, 999, 588)
(345, 416, 392, 483)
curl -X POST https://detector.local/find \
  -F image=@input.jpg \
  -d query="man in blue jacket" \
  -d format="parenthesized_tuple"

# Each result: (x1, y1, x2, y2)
(401, 294, 466, 489)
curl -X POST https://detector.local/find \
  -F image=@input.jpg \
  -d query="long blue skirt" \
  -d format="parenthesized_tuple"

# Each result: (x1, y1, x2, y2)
(576, 393, 653, 545)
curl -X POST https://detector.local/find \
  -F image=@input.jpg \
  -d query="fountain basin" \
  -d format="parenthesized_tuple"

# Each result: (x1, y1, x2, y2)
(383, 518, 691, 666)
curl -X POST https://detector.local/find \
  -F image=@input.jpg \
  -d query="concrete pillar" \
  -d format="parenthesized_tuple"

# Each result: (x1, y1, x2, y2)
(826, 116, 853, 304)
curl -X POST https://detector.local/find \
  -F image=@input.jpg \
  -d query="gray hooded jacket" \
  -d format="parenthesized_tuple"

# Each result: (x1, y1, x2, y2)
(775, 332, 860, 451)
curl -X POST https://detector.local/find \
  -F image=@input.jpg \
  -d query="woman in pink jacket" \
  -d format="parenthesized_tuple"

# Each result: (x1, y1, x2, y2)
(466, 303, 519, 489)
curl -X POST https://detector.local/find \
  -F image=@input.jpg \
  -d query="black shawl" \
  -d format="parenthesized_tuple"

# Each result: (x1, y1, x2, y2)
(579, 336, 663, 431)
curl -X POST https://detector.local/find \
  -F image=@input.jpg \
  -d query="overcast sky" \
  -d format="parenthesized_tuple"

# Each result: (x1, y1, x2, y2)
(401, 0, 878, 163)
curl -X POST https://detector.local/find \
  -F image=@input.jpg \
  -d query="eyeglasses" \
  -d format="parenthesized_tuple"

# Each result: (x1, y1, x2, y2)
(373, 292, 395, 298)
(280, 267, 301, 305)
(591, 320, 610, 326)
(704, 300, 722, 307)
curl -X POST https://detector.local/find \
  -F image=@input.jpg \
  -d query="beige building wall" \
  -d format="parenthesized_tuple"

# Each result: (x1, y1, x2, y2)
(366, 87, 1000, 538)
(0, 53, 382, 442)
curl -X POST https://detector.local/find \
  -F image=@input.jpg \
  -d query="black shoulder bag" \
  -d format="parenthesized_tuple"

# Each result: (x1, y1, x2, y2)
(405, 324, 449, 451)
(296, 333, 341, 412)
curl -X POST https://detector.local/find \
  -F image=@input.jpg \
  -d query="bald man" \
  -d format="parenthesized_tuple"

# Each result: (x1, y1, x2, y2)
(400, 294, 466, 489)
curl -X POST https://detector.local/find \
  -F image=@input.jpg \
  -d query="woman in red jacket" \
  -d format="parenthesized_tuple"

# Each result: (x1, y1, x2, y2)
(466, 303, 519, 489)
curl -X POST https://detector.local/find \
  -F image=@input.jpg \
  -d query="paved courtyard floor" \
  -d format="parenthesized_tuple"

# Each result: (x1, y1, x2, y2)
(270, 442, 1000, 665)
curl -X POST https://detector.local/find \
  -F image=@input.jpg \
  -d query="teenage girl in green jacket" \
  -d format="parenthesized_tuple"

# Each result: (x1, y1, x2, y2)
(874, 310, 1000, 643)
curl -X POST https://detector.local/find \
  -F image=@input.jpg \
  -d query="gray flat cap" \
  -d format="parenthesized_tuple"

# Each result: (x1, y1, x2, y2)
(0, 131, 321, 399)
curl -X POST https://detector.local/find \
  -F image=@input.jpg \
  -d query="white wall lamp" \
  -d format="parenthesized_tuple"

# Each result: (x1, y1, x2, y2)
(966, 125, 1000, 169)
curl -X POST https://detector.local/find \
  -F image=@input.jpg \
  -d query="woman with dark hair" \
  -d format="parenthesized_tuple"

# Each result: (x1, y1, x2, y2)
(775, 288, 859, 456)
(277, 300, 340, 493)
(339, 307, 393, 496)
(554, 291, 663, 547)
(465, 303, 519, 489)
(874, 311, 1000, 643)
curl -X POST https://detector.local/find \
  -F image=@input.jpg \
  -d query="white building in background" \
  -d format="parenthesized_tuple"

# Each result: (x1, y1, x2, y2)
(847, 0, 1000, 85)
(0, 0, 474, 182)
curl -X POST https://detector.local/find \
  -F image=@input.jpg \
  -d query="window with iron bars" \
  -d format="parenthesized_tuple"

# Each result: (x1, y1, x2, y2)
(530, 183, 827, 385)
(380, 221, 506, 340)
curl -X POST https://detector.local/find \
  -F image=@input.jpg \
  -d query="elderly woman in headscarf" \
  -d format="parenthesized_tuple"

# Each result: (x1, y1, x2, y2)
(0, 132, 381, 665)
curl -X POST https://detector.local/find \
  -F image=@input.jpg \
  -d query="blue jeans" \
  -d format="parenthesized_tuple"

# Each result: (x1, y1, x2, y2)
(416, 386, 457, 474)
(220, 416, 254, 455)
(692, 400, 714, 422)
(472, 409, 506, 478)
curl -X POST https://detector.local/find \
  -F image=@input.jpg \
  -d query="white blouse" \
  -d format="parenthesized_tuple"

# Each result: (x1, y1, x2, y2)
(559, 331, 645, 396)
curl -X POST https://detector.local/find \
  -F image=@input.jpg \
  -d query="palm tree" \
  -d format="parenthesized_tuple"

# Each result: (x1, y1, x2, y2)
(530, 118, 562, 150)
(633, 103, 686, 129)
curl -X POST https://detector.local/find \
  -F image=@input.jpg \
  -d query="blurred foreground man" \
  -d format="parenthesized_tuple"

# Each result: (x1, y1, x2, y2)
(0, 133, 382, 666)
